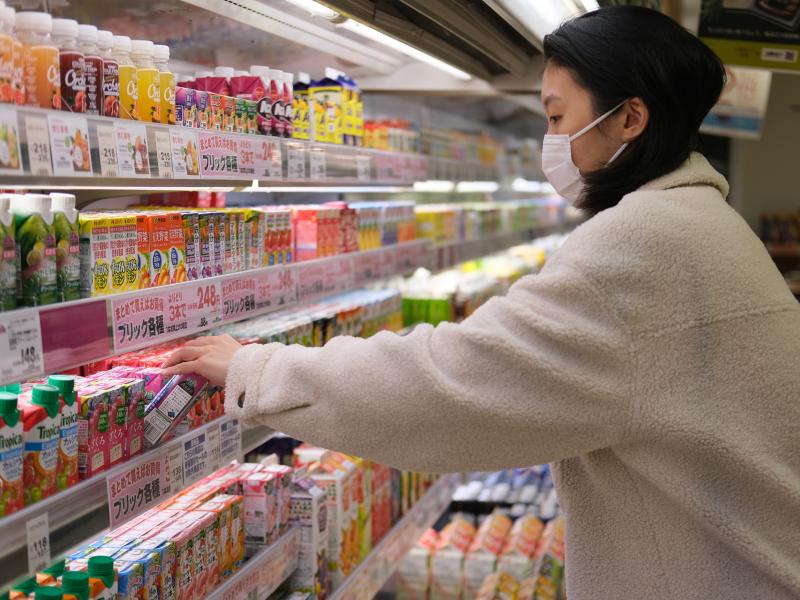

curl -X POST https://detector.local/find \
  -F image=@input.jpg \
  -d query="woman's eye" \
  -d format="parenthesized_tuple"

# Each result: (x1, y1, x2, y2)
(549, 116, 561, 124)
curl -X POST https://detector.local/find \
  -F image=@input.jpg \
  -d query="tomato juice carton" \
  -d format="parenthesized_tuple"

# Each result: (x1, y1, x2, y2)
(242, 471, 278, 554)
(175, 87, 196, 128)
(143, 373, 209, 448)
(116, 560, 145, 600)
(0, 391, 24, 516)
(47, 375, 79, 490)
(75, 385, 110, 479)
(181, 212, 200, 281)
(19, 384, 61, 505)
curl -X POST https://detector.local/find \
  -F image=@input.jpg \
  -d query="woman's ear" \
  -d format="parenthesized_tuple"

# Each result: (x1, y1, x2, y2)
(622, 97, 649, 142)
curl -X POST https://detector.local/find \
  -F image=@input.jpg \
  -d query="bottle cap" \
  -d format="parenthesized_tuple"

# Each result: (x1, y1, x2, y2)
(131, 39, 154, 57)
(15, 12, 52, 34)
(52, 18, 78, 38)
(31, 384, 60, 417)
(77, 24, 97, 44)
(249, 65, 270, 79)
(49, 193, 76, 213)
(234, 70, 249, 77)
(96, 30, 114, 49)
(0, 382, 20, 394)
(10, 194, 50, 216)
(0, 6, 15, 28)
(194, 70, 213, 79)
(112, 35, 131, 53)
(61, 571, 89, 600)
(0, 392, 19, 427)
(153, 44, 170, 63)
(325, 67, 338, 80)
(34, 587, 63, 600)
(297, 72, 311, 85)
(88, 555, 115, 588)
(214, 66, 234, 78)
(48, 374, 76, 404)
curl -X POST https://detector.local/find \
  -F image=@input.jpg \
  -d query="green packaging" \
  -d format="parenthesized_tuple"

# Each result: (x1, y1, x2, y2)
(50, 193, 81, 302)
(0, 195, 17, 311)
(11, 194, 57, 306)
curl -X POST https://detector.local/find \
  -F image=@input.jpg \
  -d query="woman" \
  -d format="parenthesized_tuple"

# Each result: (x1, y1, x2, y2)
(165, 7, 800, 599)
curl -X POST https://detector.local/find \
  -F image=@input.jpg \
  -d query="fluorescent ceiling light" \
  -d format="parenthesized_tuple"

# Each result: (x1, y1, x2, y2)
(245, 185, 412, 193)
(577, 0, 600, 11)
(498, 0, 587, 41)
(511, 178, 555, 193)
(455, 181, 499, 193)
(339, 19, 472, 81)
(414, 180, 455, 193)
(282, 0, 339, 20)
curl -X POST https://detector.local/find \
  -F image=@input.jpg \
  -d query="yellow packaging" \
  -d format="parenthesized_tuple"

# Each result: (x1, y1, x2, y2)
(137, 66, 160, 123)
(135, 214, 150, 289)
(311, 84, 343, 145)
(79, 214, 111, 297)
(160, 70, 176, 125)
(168, 212, 187, 283)
(119, 64, 138, 120)
(108, 215, 135, 294)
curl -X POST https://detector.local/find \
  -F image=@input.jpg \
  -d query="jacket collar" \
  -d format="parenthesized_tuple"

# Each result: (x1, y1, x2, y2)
(639, 152, 730, 198)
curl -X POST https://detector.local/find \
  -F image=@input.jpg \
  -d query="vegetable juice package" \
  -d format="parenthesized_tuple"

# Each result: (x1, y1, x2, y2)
(243, 208, 264, 270)
(104, 382, 128, 467)
(117, 549, 161, 600)
(143, 374, 208, 448)
(0, 391, 24, 516)
(146, 213, 171, 287)
(175, 87, 196, 128)
(212, 212, 225, 276)
(79, 214, 111, 297)
(75, 386, 109, 478)
(181, 212, 200, 281)
(20, 384, 61, 505)
(135, 214, 150, 289)
(12, 194, 57, 306)
(123, 215, 139, 292)
(195, 90, 209, 130)
(135, 537, 176, 600)
(51, 193, 81, 302)
(198, 212, 213, 278)
(262, 464, 293, 535)
(116, 560, 145, 600)
(0, 195, 17, 311)
(168, 212, 187, 283)
(121, 378, 145, 459)
(108, 215, 131, 295)
(48, 375, 79, 490)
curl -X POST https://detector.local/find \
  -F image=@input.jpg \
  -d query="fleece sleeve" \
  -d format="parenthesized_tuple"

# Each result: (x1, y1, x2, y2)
(224, 262, 636, 473)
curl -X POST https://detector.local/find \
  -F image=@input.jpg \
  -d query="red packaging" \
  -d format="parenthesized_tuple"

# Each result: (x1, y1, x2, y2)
(60, 49, 86, 113)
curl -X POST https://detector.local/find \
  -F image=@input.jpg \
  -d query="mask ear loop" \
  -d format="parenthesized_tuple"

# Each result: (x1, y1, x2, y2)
(569, 99, 628, 142)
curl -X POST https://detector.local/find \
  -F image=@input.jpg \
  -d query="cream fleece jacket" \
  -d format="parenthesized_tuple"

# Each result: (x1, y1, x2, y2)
(225, 153, 800, 600)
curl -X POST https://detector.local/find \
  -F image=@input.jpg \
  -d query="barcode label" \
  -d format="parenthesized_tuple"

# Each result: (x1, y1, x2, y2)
(144, 410, 172, 446)
(761, 48, 798, 64)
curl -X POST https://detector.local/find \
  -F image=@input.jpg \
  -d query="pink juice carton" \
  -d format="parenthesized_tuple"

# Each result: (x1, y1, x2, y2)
(175, 87, 196, 128)
(120, 378, 145, 459)
(242, 471, 278, 554)
(76, 385, 110, 479)
(262, 464, 293, 536)
(268, 68, 284, 137)
(20, 385, 62, 505)
(143, 374, 209, 448)
(105, 382, 128, 467)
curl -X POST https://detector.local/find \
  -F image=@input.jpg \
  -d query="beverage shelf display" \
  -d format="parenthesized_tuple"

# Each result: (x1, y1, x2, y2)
(330, 474, 460, 600)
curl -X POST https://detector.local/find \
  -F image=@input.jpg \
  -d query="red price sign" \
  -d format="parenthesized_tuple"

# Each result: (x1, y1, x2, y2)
(324, 255, 355, 295)
(353, 251, 381, 286)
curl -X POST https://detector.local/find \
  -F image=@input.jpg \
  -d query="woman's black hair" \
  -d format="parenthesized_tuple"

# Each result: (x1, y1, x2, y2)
(543, 6, 726, 215)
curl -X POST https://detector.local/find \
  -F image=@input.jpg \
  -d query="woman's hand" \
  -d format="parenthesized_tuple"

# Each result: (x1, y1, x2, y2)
(161, 334, 243, 387)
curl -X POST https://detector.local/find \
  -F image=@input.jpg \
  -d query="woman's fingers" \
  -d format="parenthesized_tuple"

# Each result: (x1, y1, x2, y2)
(161, 345, 203, 368)
(183, 337, 215, 348)
(161, 359, 202, 376)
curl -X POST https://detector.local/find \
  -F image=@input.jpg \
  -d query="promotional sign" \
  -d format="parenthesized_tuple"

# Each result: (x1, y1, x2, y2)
(47, 114, 92, 176)
(701, 65, 772, 139)
(198, 131, 239, 177)
(699, 1, 800, 72)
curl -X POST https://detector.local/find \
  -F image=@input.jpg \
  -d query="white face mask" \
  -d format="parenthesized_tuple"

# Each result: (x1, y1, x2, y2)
(541, 100, 628, 202)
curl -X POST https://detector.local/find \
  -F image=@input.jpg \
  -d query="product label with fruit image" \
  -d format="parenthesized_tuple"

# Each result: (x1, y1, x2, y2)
(47, 113, 92, 176)
(115, 122, 151, 177)
(0, 106, 21, 174)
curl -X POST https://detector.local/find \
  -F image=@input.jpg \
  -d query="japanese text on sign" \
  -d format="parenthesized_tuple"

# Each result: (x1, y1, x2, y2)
(199, 132, 239, 177)
(183, 431, 209, 487)
(220, 419, 242, 464)
(25, 116, 52, 176)
(0, 310, 44, 382)
(106, 453, 168, 528)
(27, 513, 50, 574)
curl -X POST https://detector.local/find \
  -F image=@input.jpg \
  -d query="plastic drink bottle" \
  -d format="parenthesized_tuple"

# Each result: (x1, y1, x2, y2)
(154, 44, 175, 124)
(16, 12, 60, 109)
(78, 24, 101, 115)
(97, 30, 118, 117)
(113, 35, 136, 119)
(132, 39, 158, 122)
(52, 18, 85, 112)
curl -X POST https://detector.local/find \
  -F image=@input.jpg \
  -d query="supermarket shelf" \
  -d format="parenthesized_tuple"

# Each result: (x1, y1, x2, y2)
(206, 528, 301, 600)
(330, 473, 459, 600)
(767, 244, 800, 259)
(0, 240, 431, 387)
(0, 417, 275, 587)
(0, 105, 497, 201)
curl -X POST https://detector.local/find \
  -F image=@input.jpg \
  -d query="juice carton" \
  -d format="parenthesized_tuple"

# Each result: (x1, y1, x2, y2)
(193, 496, 232, 578)
(195, 90, 209, 130)
(197, 212, 213, 278)
(462, 511, 513, 598)
(430, 516, 475, 600)
(0, 195, 17, 311)
(222, 96, 235, 133)
(0, 391, 24, 516)
(167, 212, 187, 283)
(136, 537, 176, 600)
(20, 384, 61, 504)
(51, 193, 81, 302)
(123, 215, 139, 292)
(163, 524, 196, 600)
(108, 215, 132, 295)
(212, 212, 224, 276)
(292, 72, 311, 141)
(243, 209, 264, 270)
(192, 510, 219, 595)
(117, 548, 161, 600)
(116, 560, 145, 600)
(213, 493, 245, 572)
(242, 471, 278, 553)
(48, 375, 79, 490)
(11, 194, 57, 306)
(79, 214, 111, 297)
(146, 213, 170, 287)
(105, 383, 128, 467)
(181, 212, 200, 281)
(311, 69, 343, 145)
(310, 464, 353, 586)
(120, 378, 145, 459)
(246, 99, 258, 134)
(175, 87, 196, 128)
(61, 570, 91, 600)
(208, 93, 223, 131)
(135, 214, 150, 290)
(76, 386, 110, 478)
(289, 477, 329, 598)
(497, 515, 543, 582)
(262, 464, 293, 535)
(87, 555, 118, 600)
(143, 374, 209, 448)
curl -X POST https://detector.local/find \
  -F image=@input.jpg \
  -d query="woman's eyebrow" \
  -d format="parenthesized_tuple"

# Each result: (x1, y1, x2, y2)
(543, 94, 561, 108)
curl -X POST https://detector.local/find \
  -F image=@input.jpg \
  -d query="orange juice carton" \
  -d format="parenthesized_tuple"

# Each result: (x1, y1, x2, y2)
(0, 391, 24, 516)
(261, 464, 293, 536)
(47, 375, 80, 491)
(75, 385, 110, 479)
(475, 571, 520, 600)
(394, 528, 437, 597)
(134, 214, 151, 290)
(497, 515, 543, 582)
(136, 537, 177, 600)
(289, 477, 329, 597)
(168, 212, 187, 283)
(181, 212, 200, 281)
(215, 493, 245, 573)
(116, 560, 145, 600)
(146, 213, 171, 287)
(430, 516, 476, 600)
(117, 548, 161, 600)
(79, 214, 112, 297)
(208, 93, 223, 131)
(193, 496, 233, 578)
(325, 453, 360, 570)
(241, 471, 278, 554)
(197, 212, 213, 278)
(462, 511, 512, 599)
(19, 384, 61, 505)
(310, 463, 353, 586)
(243, 208, 264, 270)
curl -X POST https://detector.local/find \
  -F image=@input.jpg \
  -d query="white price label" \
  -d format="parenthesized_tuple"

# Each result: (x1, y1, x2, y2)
(309, 148, 326, 180)
(25, 116, 52, 176)
(267, 141, 283, 179)
(170, 129, 200, 178)
(96, 124, 118, 177)
(356, 155, 371, 181)
(219, 419, 242, 464)
(165, 441, 184, 495)
(47, 114, 92, 176)
(0, 310, 44, 382)
(182, 430, 209, 487)
(207, 423, 221, 472)
(0, 106, 21, 173)
(26, 513, 50, 574)
(115, 122, 150, 176)
(287, 145, 306, 179)
(155, 129, 174, 178)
